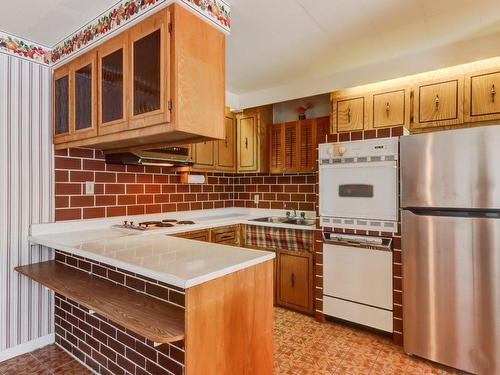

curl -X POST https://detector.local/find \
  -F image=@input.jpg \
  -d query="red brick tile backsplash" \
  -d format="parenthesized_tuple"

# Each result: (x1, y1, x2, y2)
(54, 149, 235, 221)
(55, 149, 320, 221)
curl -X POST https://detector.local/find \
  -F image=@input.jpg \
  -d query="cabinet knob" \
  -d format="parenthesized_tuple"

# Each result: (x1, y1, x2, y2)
(224, 136, 228, 146)
(291, 273, 295, 287)
(347, 107, 352, 122)
(244, 137, 248, 149)
(386, 102, 390, 116)
(435, 95, 440, 110)
(491, 84, 496, 102)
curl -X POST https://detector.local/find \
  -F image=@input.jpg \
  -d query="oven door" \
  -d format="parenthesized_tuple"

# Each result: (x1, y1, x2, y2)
(319, 160, 398, 221)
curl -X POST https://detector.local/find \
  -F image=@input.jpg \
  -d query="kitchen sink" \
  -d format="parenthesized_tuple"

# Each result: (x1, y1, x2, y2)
(250, 216, 288, 223)
(282, 218, 316, 226)
(250, 217, 316, 226)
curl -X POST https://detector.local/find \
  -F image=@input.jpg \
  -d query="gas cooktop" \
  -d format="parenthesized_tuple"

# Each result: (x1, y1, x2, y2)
(112, 219, 196, 231)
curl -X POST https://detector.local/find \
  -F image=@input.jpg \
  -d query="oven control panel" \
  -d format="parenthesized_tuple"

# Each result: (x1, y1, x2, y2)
(319, 138, 398, 161)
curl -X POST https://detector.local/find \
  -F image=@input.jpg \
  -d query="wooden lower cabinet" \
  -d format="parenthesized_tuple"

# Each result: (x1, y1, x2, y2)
(171, 229, 210, 242)
(276, 250, 313, 314)
(210, 225, 240, 246)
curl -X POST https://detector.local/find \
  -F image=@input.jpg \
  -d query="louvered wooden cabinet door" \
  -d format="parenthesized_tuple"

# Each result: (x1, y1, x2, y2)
(298, 119, 316, 172)
(316, 116, 330, 146)
(283, 122, 299, 173)
(269, 124, 283, 173)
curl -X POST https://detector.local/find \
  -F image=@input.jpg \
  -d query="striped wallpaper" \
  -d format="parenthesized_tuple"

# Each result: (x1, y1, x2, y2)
(0, 53, 54, 352)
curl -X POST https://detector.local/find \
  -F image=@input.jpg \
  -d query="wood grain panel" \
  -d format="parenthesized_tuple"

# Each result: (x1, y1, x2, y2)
(15, 261, 185, 343)
(372, 89, 407, 128)
(413, 77, 464, 129)
(465, 67, 500, 123)
(171, 229, 210, 242)
(276, 250, 313, 314)
(216, 114, 236, 171)
(333, 96, 366, 132)
(185, 260, 274, 375)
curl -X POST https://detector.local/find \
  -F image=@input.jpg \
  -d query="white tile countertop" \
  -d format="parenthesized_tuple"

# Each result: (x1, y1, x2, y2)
(29, 208, 316, 288)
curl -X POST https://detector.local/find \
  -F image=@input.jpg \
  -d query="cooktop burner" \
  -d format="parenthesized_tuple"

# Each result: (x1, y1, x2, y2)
(177, 220, 195, 225)
(113, 218, 196, 231)
(139, 221, 174, 228)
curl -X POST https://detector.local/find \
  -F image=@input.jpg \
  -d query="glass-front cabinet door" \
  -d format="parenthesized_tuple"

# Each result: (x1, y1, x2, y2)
(53, 65, 71, 143)
(129, 9, 170, 128)
(98, 33, 129, 135)
(71, 51, 97, 140)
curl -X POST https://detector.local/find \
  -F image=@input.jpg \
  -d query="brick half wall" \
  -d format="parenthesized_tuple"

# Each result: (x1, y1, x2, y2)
(54, 251, 185, 375)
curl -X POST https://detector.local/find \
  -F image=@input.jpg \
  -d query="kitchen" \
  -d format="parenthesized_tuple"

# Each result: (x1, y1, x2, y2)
(0, 1, 499, 374)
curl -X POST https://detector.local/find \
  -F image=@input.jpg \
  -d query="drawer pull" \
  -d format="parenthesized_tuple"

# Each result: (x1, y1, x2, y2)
(347, 107, 352, 122)
(435, 95, 440, 110)
(225, 136, 228, 146)
(291, 273, 295, 287)
(245, 137, 248, 149)
(218, 234, 234, 240)
(385, 102, 390, 116)
(491, 84, 496, 102)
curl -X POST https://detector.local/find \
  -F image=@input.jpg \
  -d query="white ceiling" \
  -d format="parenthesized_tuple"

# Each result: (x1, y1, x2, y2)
(227, 0, 500, 107)
(0, 0, 118, 46)
(3, 0, 500, 108)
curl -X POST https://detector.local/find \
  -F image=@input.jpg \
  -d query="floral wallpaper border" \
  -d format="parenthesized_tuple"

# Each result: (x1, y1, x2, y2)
(0, 31, 51, 64)
(0, 0, 230, 66)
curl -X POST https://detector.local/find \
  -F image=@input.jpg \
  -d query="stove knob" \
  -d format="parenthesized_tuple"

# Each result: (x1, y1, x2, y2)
(124, 221, 128, 226)
(130, 221, 134, 226)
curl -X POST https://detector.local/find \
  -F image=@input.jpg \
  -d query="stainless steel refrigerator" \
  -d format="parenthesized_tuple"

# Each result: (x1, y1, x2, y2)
(400, 126, 499, 375)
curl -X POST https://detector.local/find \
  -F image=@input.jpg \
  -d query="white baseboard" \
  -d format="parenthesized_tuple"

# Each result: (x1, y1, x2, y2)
(0, 333, 55, 362)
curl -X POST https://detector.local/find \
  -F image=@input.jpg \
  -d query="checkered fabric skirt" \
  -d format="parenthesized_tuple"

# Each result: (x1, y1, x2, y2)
(244, 225, 313, 252)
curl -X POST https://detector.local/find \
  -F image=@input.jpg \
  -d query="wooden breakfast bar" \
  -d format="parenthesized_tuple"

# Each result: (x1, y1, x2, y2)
(20, 233, 275, 375)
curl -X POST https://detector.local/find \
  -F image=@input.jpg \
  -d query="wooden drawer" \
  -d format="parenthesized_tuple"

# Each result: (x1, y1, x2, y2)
(333, 96, 366, 133)
(211, 225, 240, 246)
(413, 77, 463, 129)
(372, 88, 409, 128)
(172, 229, 210, 242)
(465, 68, 500, 123)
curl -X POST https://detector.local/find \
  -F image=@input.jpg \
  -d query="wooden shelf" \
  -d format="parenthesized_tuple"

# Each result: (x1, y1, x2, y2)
(15, 261, 184, 343)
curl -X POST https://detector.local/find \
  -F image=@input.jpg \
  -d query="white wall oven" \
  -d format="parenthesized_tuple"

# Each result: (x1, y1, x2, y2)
(318, 138, 399, 232)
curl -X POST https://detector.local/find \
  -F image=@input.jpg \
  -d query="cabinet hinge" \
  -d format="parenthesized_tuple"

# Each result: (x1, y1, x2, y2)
(168, 22, 172, 33)
(168, 100, 173, 111)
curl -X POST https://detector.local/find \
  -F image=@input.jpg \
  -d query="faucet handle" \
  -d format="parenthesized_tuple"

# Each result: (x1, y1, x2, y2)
(286, 211, 291, 218)
(300, 212, 306, 219)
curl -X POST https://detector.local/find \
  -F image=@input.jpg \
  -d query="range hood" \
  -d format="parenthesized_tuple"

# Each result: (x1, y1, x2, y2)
(105, 147, 194, 167)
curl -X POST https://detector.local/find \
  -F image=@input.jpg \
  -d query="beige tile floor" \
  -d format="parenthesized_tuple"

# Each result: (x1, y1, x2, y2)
(0, 308, 466, 375)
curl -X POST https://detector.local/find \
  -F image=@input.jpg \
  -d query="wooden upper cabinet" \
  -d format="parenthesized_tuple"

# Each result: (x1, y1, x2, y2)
(53, 65, 71, 143)
(53, 4, 225, 150)
(216, 114, 236, 171)
(192, 141, 215, 169)
(372, 88, 410, 129)
(413, 77, 464, 129)
(53, 51, 97, 144)
(98, 33, 129, 135)
(332, 95, 367, 132)
(129, 10, 170, 129)
(298, 119, 316, 172)
(268, 116, 329, 174)
(283, 122, 299, 173)
(268, 124, 283, 174)
(465, 68, 500, 123)
(237, 114, 257, 171)
(236, 106, 271, 173)
(316, 116, 330, 145)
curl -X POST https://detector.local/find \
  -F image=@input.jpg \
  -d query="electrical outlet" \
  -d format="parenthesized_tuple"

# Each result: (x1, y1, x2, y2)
(254, 194, 260, 204)
(85, 182, 95, 195)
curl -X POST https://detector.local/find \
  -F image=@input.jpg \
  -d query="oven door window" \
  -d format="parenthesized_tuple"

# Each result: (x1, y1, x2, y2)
(339, 184, 374, 198)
